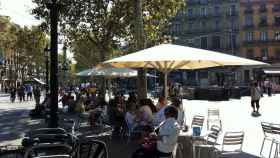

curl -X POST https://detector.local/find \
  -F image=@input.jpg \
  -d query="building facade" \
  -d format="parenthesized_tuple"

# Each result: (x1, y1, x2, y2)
(168, 0, 280, 85)
(168, 0, 242, 86)
(171, 0, 240, 55)
(239, 0, 280, 82)
(240, 0, 280, 64)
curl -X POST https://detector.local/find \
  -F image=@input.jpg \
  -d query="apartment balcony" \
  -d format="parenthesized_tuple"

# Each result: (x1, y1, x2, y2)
(259, 8, 267, 13)
(186, 1, 199, 6)
(244, 9, 254, 14)
(186, 15, 197, 21)
(272, 7, 280, 12)
(273, 23, 280, 27)
(243, 40, 255, 46)
(258, 22, 268, 27)
(253, 56, 280, 64)
(243, 39, 280, 46)
(243, 24, 255, 29)
(212, 14, 222, 18)
(199, 0, 209, 5)
(226, 12, 238, 17)
(199, 14, 211, 19)
(211, 0, 223, 4)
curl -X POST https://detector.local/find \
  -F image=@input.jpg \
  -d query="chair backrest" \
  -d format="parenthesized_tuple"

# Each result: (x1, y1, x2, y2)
(208, 108, 220, 119)
(26, 128, 67, 137)
(24, 143, 73, 158)
(206, 125, 221, 145)
(191, 115, 205, 128)
(261, 122, 280, 137)
(122, 117, 131, 137)
(78, 140, 108, 158)
(222, 131, 244, 152)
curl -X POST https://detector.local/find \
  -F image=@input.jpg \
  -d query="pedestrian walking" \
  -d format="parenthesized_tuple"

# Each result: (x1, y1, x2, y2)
(250, 81, 262, 115)
(17, 85, 25, 102)
(267, 80, 272, 97)
(33, 86, 41, 106)
(26, 85, 33, 101)
(10, 87, 16, 103)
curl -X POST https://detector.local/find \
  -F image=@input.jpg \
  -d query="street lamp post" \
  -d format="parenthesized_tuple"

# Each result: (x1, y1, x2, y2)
(44, 46, 49, 94)
(47, 0, 59, 128)
(62, 44, 67, 88)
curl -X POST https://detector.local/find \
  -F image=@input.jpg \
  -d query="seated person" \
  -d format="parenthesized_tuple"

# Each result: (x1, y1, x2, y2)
(154, 96, 168, 126)
(88, 107, 104, 127)
(132, 106, 180, 158)
(138, 101, 154, 126)
(75, 98, 85, 114)
(112, 96, 125, 134)
(125, 103, 137, 128)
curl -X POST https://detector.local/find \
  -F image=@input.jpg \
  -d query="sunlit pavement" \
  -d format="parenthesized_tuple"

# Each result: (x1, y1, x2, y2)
(1, 92, 280, 157)
(183, 94, 280, 157)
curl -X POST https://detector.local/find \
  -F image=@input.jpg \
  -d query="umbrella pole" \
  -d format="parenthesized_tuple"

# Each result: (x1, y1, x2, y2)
(108, 78, 112, 99)
(164, 72, 168, 100)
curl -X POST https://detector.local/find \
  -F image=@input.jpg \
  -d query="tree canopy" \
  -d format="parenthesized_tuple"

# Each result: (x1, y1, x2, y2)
(31, 0, 185, 70)
(0, 15, 48, 84)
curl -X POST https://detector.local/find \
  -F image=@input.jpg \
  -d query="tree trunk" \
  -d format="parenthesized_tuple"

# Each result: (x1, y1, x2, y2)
(134, 0, 147, 100)
(98, 45, 108, 100)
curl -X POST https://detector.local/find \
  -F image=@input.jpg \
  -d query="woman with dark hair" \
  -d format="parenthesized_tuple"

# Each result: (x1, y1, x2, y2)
(111, 96, 125, 134)
(138, 99, 154, 126)
(251, 81, 262, 114)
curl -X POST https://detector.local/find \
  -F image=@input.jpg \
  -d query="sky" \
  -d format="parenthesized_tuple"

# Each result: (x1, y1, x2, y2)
(0, 0, 75, 61)
(0, 0, 41, 27)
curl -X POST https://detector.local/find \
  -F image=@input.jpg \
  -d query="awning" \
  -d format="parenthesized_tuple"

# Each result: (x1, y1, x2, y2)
(33, 78, 46, 85)
(264, 70, 280, 74)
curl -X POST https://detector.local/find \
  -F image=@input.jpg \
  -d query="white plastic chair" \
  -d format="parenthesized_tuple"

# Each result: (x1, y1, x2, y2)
(207, 108, 222, 130)
(213, 131, 244, 158)
(260, 122, 280, 158)
(195, 125, 222, 158)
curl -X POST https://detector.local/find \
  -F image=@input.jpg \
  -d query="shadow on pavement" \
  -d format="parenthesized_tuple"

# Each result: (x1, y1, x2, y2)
(0, 108, 43, 145)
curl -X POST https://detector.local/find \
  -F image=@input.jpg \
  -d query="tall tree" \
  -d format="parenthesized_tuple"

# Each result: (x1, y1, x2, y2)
(32, 0, 184, 97)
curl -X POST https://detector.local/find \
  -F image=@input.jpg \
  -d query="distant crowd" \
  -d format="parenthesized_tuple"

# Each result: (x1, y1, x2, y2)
(7, 84, 41, 104)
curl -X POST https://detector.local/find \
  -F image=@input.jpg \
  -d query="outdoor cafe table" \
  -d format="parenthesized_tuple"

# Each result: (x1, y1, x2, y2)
(178, 130, 214, 158)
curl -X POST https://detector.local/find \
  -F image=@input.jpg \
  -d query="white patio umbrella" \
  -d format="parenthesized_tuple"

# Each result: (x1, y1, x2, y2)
(103, 44, 269, 99)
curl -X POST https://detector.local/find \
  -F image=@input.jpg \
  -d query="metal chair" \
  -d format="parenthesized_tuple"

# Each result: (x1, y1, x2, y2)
(207, 108, 222, 130)
(22, 128, 69, 148)
(260, 122, 280, 158)
(0, 145, 24, 158)
(195, 125, 222, 158)
(77, 140, 108, 158)
(24, 143, 73, 158)
(213, 131, 244, 158)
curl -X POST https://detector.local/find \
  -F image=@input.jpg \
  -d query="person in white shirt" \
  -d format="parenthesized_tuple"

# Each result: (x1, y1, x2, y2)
(156, 106, 180, 156)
